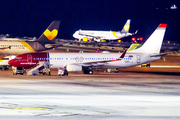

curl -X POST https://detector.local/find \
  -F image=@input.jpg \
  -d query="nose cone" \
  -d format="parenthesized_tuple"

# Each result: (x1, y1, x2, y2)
(8, 59, 15, 66)
(72, 32, 77, 38)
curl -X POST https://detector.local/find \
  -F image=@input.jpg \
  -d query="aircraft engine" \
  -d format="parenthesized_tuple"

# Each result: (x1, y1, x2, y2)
(94, 38, 101, 42)
(66, 65, 82, 72)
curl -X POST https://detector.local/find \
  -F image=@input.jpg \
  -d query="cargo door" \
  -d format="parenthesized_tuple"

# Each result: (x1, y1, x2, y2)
(137, 55, 141, 63)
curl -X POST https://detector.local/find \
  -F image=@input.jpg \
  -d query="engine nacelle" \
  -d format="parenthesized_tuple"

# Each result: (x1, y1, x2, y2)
(66, 65, 82, 72)
(102, 51, 110, 53)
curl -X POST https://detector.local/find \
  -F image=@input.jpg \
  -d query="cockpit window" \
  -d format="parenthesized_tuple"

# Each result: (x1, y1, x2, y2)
(15, 57, 22, 60)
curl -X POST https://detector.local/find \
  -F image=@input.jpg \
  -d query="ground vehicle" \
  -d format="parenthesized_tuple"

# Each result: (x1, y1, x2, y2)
(58, 67, 68, 76)
(12, 66, 25, 75)
(107, 68, 119, 73)
(0, 55, 16, 71)
(141, 63, 150, 67)
(0, 66, 9, 70)
(38, 68, 51, 76)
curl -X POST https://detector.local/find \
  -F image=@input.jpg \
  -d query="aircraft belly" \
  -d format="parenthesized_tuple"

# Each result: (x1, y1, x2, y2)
(49, 59, 66, 68)
(103, 34, 117, 40)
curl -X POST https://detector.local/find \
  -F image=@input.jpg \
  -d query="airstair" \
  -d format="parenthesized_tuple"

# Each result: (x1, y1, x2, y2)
(27, 61, 49, 75)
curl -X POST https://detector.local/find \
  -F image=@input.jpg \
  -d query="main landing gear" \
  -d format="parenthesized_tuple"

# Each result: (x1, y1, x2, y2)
(83, 67, 93, 75)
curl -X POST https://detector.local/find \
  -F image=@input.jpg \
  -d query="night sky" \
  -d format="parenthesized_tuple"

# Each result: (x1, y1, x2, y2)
(0, 0, 179, 43)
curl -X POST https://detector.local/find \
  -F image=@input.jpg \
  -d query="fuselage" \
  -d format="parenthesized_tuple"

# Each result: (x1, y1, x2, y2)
(0, 41, 46, 54)
(0, 55, 16, 67)
(73, 30, 132, 40)
(8, 52, 160, 69)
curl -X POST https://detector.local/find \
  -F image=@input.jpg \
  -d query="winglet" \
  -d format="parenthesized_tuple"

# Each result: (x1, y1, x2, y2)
(96, 48, 100, 53)
(134, 30, 138, 34)
(118, 50, 127, 60)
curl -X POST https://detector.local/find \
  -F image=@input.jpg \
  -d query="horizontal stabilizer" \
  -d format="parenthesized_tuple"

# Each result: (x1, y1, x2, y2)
(150, 51, 177, 57)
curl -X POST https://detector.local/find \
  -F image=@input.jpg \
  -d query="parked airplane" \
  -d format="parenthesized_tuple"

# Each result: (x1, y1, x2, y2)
(0, 55, 16, 70)
(8, 24, 167, 76)
(73, 19, 137, 42)
(0, 21, 60, 54)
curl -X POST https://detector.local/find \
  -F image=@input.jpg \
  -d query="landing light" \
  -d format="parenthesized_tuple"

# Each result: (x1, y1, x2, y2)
(132, 37, 136, 41)
(117, 40, 121, 43)
(134, 40, 137, 43)
(139, 37, 143, 40)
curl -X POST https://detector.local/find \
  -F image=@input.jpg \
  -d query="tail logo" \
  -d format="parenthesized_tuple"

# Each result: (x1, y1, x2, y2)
(123, 25, 130, 31)
(44, 29, 58, 40)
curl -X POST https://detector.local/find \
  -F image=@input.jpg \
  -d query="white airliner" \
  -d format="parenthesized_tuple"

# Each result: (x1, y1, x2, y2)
(9, 24, 167, 75)
(73, 19, 137, 42)
(0, 21, 60, 54)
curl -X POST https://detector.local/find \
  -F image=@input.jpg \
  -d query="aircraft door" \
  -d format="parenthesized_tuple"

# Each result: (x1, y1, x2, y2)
(27, 54, 32, 63)
(137, 55, 141, 63)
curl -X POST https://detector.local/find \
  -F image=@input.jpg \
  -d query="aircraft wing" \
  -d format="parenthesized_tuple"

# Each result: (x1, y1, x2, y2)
(69, 50, 127, 66)
(0, 46, 11, 50)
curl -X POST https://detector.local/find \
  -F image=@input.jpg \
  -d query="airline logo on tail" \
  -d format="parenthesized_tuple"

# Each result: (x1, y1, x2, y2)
(43, 29, 58, 40)
(158, 24, 167, 29)
(123, 24, 130, 31)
